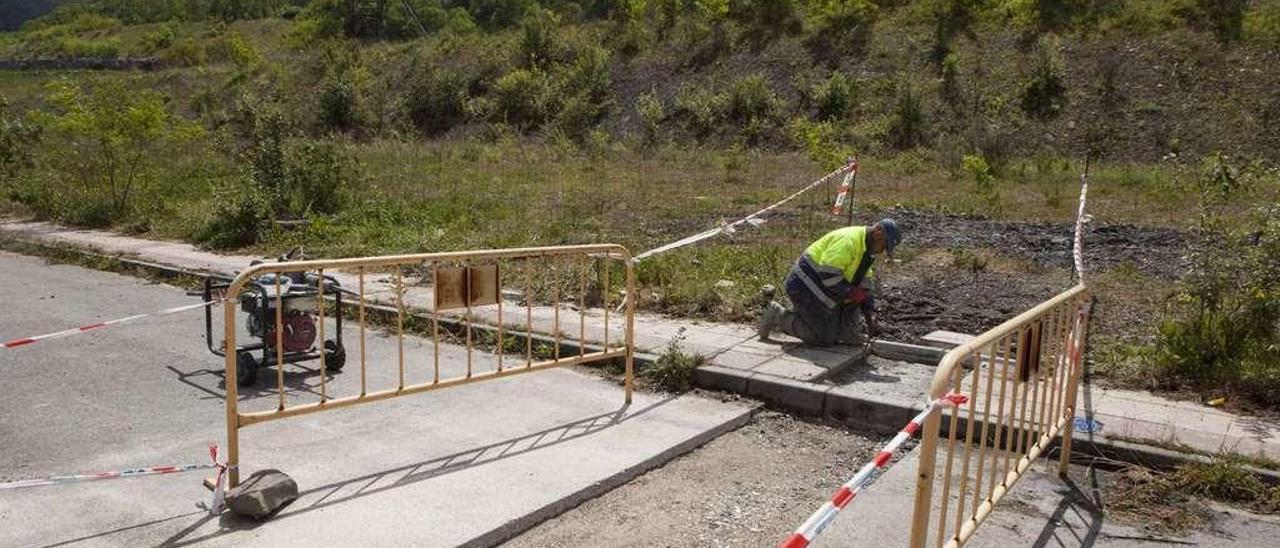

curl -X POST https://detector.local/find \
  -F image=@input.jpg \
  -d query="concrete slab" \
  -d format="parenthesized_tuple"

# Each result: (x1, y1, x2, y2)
(921, 330, 976, 349)
(0, 251, 756, 547)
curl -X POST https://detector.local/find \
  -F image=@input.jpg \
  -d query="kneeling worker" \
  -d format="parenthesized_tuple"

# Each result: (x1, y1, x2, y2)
(757, 219, 901, 346)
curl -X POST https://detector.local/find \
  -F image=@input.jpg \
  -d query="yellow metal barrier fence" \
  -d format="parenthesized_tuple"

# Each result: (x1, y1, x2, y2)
(909, 284, 1091, 548)
(221, 244, 635, 487)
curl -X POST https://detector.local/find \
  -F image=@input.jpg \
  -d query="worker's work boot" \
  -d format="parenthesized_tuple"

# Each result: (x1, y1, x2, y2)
(757, 300, 787, 340)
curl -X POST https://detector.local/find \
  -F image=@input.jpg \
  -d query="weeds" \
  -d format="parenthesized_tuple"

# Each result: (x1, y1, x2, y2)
(640, 328, 705, 392)
(1109, 458, 1280, 534)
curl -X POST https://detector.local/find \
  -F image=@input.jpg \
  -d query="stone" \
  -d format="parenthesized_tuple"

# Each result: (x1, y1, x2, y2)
(714, 279, 736, 289)
(226, 469, 298, 520)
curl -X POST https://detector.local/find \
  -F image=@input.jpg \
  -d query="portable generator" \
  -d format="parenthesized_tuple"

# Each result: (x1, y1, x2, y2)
(203, 247, 346, 387)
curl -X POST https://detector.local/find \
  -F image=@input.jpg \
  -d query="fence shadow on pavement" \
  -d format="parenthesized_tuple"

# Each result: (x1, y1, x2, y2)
(146, 394, 678, 547)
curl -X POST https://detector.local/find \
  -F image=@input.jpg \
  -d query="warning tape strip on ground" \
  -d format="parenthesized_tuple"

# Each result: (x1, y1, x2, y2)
(779, 393, 970, 548)
(633, 159, 857, 261)
(0, 299, 218, 350)
(0, 445, 231, 491)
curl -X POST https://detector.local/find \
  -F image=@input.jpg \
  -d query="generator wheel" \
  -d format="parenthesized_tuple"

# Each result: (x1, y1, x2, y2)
(323, 340, 346, 372)
(236, 351, 258, 387)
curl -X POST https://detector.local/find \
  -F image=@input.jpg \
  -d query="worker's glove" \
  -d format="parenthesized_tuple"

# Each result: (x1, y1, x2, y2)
(847, 286, 869, 304)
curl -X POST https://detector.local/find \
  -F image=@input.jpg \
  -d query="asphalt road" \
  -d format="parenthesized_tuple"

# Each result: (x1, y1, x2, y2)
(0, 251, 752, 547)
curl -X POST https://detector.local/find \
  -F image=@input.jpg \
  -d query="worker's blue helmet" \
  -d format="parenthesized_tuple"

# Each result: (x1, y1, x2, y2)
(878, 218, 901, 257)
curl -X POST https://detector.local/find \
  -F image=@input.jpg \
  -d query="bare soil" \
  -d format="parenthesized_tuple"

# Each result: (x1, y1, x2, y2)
(874, 209, 1187, 343)
(502, 410, 888, 548)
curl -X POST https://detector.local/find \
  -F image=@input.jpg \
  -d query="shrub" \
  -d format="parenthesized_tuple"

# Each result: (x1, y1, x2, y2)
(674, 85, 722, 137)
(1021, 34, 1067, 119)
(405, 69, 470, 136)
(813, 72, 854, 121)
(282, 140, 353, 216)
(887, 83, 927, 149)
(1244, 2, 1280, 46)
(38, 79, 200, 223)
(1154, 162, 1280, 406)
(0, 97, 41, 185)
(940, 52, 961, 104)
(563, 43, 612, 102)
(553, 95, 603, 142)
(961, 154, 995, 192)
(319, 76, 359, 131)
(641, 328, 705, 392)
(726, 74, 777, 123)
(519, 10, 559, 68)
(492, 68, 555, 128)
(636, 90, 665, 143)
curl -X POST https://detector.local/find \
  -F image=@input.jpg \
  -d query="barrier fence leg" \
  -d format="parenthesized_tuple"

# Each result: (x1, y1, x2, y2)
(224, 297, 241, 488)
(1058, 301, 1090, 476)
(624, 259, 636, 405)
(909, 408, 941, 548)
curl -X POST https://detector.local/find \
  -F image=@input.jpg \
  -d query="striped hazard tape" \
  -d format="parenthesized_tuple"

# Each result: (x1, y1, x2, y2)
(0, 444, 231, 492)
(1, 299, 218, 350)
(831, 157, 858, 216)
(779, 393, 970, 548)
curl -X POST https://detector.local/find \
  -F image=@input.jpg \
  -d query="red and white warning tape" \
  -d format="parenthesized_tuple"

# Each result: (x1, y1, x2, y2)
(831, 157, 859, 216)
(1072, 167, 1090, 283)
(0, 444, 231, 492)
(633, 159, 858, 261)
(779, 393, 970, 548)
(1, 299, 218, 350)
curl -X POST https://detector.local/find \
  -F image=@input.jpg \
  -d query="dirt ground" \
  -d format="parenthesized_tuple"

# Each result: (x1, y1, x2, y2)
(502, 409, 889, 548)
(872, 209, 1187, 343)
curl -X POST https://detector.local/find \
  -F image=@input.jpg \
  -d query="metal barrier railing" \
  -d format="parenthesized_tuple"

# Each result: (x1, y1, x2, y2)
(909, 284, 1091, 548)
(220, 244, 636, 487)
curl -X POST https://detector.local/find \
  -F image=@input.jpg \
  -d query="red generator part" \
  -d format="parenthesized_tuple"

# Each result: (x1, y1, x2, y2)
(265, 313, 317, 353)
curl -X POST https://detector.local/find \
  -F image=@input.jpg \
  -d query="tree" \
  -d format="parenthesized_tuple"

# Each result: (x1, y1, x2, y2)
(40, 79, 200, 220)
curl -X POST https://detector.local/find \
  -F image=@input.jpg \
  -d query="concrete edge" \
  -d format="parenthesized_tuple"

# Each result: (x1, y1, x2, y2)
(462, 400, 760, 547)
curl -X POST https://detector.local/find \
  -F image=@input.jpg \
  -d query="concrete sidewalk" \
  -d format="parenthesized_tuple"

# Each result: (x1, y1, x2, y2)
(0, 251, 755, 546)
(4, 220, 1276, 459)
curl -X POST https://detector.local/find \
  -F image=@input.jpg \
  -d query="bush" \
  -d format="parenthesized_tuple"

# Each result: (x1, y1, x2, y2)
(553, 95, 603, 142)
(562, 43, 612, 102)
(319, 76, 360, 131)
(674, 85, 722, 137)
(813, 72, 855, 121)
(636, 90, 665, 143)
(640, 328, 705, 392)
(726, 74, 777, 123)
(405, 69, 470, 136)
(282, 140, 353, 216)
(961, 154, 995, 191)
(492, 68, 555, 128)
(1244, 2, 1280, 46)
(1154, 165, 1280, 406)
(519, 9, 559, 68)
(888, 83, 927, 149)
(38, 79, 200, 224)
(1021, 34, 1067, 119)
(0, 97, 41, 185)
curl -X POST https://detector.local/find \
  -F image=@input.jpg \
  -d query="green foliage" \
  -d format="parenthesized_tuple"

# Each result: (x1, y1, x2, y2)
(405, 68, 471, 136)
(319, 75, 359, 131)
(28, 0, 292, 26)
(635, 90, 665, 143)
(282, 139, 352, 215)
(887, 83, 927, 149)
(1021, 34, 1067, 119)
(37, 79, 200, 223)
(725, 74, 777, 123)
(961, 154, 995, 191)
(641, 327, 705, 392)
(519, 9, 559, 67)
(1244, 1, 1280, 46)
(940, 51, 961, 103)
(787, 118, 850, 170)
(0, 97, 42, 185)
(1154, 162, 1280, 406)
(493, 68, 555, 128)
(674, 84, 722, 138)
(812, 72, 854, 122)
